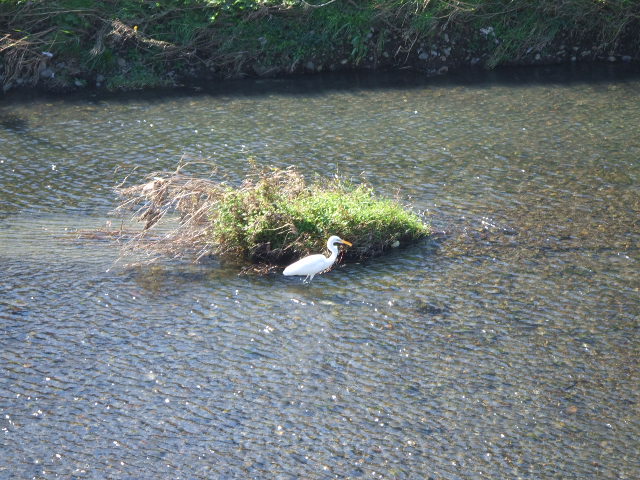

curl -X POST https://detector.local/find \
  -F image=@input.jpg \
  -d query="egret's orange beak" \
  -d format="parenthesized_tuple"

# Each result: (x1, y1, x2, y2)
(340, 240, 352, 246)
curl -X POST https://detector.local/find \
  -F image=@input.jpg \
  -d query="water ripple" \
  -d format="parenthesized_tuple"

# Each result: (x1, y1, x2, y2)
(1, 67, 639, 479)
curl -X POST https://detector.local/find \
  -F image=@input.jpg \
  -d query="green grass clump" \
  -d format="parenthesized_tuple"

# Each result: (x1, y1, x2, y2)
(209, 167, 430, 263)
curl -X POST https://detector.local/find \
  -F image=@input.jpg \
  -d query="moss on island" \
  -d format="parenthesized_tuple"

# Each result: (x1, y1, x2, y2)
(116, 165, 429, 266)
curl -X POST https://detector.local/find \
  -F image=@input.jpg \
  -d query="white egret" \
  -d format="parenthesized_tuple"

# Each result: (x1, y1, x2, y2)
(283, 235, 352, 282)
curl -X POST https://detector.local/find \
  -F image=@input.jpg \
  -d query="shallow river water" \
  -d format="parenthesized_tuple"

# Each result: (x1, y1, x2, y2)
(1, 65, 639, 479)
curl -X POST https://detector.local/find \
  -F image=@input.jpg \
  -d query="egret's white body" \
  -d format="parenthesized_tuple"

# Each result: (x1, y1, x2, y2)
(283, 235, 352, 282)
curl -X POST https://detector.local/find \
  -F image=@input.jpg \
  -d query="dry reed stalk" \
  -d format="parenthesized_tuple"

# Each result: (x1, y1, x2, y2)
(114, 162, 225, 264)
(0, 29, 55, 90)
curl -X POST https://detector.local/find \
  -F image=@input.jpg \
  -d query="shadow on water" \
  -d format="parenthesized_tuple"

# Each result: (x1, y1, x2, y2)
(0, 112, 29, 132)
(2, 63, 640, 106)
(0, 108, 69, 151)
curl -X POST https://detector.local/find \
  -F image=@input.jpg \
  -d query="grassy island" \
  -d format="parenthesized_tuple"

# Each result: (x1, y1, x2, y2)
(1, 0, 638, 91)
(116, 165, 430, 266)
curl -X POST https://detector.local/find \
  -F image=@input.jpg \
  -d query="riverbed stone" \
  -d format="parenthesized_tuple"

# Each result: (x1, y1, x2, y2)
(40, 68, 55, 79)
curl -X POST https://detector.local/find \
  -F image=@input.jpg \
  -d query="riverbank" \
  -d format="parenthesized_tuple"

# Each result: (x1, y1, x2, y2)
(1, 0, 639, 92)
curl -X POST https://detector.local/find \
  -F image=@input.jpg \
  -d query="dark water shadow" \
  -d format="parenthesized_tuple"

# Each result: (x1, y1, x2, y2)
(2, 62, 640, 106)
(0, 112, 29, 132)
(0, 107, 69, 151)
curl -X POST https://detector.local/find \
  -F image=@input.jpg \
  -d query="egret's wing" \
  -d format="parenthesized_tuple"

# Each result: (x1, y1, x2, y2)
(283, 254, 329, 276)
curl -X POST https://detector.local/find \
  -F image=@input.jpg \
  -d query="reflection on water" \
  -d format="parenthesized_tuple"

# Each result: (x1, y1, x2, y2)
(1, 65, 639, 479)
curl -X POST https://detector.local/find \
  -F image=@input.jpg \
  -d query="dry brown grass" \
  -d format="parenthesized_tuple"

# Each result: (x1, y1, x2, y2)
(0, 29, 55, 90)
(114, 162, 226, 263)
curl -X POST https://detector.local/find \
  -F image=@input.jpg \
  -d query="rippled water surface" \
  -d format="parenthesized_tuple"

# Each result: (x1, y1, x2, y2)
(1, 66, 639, 479)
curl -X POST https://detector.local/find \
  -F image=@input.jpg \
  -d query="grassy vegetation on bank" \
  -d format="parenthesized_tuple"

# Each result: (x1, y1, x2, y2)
(1, 0, 639, 91)
(116, 165, 430, 266)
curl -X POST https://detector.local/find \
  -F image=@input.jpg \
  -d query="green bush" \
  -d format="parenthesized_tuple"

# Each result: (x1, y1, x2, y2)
(209, 168, 430, 263)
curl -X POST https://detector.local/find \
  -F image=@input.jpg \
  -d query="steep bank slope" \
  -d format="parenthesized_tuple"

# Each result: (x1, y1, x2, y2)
(1, 0, 639, 92)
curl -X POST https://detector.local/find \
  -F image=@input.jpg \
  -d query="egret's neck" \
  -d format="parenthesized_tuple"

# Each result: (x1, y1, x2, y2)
(327, 243, 339, 262)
